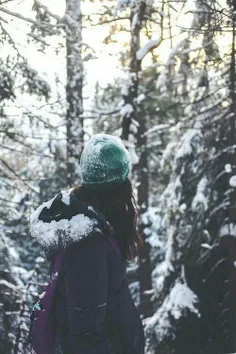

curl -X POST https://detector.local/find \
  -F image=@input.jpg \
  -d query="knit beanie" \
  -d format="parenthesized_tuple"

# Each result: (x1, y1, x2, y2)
(80, 134, 131, 188)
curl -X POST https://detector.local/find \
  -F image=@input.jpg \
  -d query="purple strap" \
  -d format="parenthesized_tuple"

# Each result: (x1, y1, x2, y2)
(108, 236, 121, 255)
(30, 251, 64, 354)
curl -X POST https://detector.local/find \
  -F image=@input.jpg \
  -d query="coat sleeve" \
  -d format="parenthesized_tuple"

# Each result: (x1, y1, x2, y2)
(63, 234, 114, 354)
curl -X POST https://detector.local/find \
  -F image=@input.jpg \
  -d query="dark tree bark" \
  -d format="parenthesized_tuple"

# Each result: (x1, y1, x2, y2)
(66, 0, 84, 186)
(121, 2, 145, 141)
(120, 1, 153, 318)
(228, 3, 236, 349)
(136, 112, 153, 318)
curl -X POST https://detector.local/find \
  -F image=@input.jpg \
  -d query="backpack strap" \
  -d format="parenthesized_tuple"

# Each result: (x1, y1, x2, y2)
(27, 249, 67, 348)
(108, 235, 121, 255)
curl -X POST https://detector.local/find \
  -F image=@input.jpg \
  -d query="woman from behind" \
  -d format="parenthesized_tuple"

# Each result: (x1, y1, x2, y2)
(30, 134, 145, 354)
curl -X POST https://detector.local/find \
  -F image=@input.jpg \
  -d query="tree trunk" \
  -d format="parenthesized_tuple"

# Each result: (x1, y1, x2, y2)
(66, 0, 83, 186)
(228, 4, 236, 349)
(121, 1, 153, 318)
(137, 112, 153, 318)
(121, 2, 145, 141)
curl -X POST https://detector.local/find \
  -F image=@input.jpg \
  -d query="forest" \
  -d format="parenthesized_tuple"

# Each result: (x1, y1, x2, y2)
(0, 0, 236, 353)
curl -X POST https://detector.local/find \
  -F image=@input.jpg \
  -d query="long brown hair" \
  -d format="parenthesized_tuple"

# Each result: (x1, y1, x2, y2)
(73, 178, 142, 261)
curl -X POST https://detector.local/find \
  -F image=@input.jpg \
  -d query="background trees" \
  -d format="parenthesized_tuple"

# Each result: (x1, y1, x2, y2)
(0, 0, 236, 353)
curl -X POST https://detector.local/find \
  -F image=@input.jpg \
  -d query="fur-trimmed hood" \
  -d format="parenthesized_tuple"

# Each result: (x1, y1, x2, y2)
(30, 188, 112, 261)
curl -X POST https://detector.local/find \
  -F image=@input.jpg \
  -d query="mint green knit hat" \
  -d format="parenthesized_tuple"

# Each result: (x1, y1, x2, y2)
(80, 134, 131, 187)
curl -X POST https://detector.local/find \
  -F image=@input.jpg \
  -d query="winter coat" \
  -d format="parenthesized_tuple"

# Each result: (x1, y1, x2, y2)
(30, 188, 145, 354)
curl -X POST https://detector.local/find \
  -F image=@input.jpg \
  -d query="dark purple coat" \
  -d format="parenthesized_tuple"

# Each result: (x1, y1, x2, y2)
(31, 189, 145, 354)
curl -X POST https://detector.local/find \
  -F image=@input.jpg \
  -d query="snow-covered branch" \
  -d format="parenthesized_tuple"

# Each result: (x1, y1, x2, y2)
(0, 279, 17, 291)
(34, 0, 61, 21)
(156, 35, 189, 91)
(136, 37, 162, 61)
(92, 16, 129, 26)
(27, 33, 49, 46)
(0, 6, 61, 32)
(0, 157, 39, 193)
(143, 123, 170, 137)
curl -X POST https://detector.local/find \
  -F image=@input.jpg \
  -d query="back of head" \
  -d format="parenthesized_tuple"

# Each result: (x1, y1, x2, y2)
(80, 134, 131, 187)
(77, 134, 142, 260)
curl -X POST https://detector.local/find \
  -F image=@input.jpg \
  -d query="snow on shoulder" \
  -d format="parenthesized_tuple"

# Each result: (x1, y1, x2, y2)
(30, 191, 97, 251)
(61, 188, 73, 205)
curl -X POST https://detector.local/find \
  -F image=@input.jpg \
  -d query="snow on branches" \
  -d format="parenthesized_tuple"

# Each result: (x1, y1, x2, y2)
(144, 277, 199, 354)
(136, 37, 161, 61)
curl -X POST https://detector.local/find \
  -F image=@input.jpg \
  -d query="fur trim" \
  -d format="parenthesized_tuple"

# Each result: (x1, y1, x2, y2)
(30, 189, 112, 260)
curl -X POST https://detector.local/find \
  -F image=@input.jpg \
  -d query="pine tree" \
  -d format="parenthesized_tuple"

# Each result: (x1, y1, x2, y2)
(65, 0, 84, 185)
(144, 0, 236, 353)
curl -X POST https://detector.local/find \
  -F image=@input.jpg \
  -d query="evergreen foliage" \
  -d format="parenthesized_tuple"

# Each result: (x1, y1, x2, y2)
(0, 0, 236, 353)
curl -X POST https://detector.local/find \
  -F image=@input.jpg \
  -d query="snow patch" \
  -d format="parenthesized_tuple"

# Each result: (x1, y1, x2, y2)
(201, 243, 212, 250)
(176, 129, 199, 160)
(120, 103, 134, 117)
(8, 247, 20, 261)
(229, 175, 236, 187)
(225, 164, 232, 173)
(152, 227, 176, 292)
(160, 142, 177, 169)
(191, 176, 208, 213)
(30, 196, 55, 224)
(144, 124, 170, 137)
(136, 38, 161, 61)
(61, 189, 73, 206)
(137, 93, 145, 104)
(30, 196, 97, 250)
(156, 35, 189, 92)
(131, 12, 139, 31)
(0, 280, 17, 291)
(122, 138, 139, 165)
(145, 280, 199, 344)
(31, 213, 96, 249)
(129, 281, 140, 307)
(179, 203, 187, 213)
(219, 223, 236, 238)
(167, 282, 200, 320)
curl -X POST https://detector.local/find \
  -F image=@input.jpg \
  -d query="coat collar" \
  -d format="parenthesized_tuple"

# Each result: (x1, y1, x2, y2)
(30, 189, 113, 261)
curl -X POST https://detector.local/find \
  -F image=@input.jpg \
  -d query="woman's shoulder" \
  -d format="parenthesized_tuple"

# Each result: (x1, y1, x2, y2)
(30, 189, 72, 230)
(30, 188, 113, 261)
